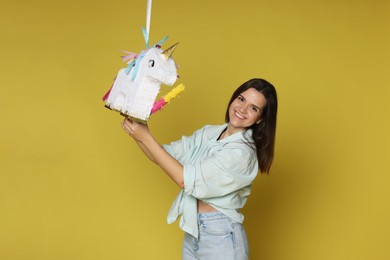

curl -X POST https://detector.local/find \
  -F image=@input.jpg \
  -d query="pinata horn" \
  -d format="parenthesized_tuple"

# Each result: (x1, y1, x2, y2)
(162, 42, 179, 60)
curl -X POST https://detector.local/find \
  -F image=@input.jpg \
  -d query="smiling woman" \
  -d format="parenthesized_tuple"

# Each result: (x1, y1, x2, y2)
(225, 78, 278, 174)
(121, 78, 278, 259)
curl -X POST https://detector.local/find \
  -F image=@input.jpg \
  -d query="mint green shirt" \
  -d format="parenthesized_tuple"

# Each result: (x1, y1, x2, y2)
(163, 124, 259, 239)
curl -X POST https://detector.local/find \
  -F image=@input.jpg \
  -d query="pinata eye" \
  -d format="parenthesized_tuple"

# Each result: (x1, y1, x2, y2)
(148, 59, 155, 68)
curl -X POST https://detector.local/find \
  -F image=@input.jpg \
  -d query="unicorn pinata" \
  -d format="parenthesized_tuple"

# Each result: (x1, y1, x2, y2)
(102, 35, 185, 122)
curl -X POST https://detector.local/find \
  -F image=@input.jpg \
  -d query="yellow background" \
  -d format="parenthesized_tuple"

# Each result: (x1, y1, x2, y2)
(1, 0, 389, 259)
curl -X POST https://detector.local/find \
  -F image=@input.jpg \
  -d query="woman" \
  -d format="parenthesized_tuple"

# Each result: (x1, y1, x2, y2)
(122, 78, 278, 259)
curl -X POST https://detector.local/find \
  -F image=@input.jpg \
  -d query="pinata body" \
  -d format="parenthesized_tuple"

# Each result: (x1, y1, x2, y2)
(105, 45, 178, 121)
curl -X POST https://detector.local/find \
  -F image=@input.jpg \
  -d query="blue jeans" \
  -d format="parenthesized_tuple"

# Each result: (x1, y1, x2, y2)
(182, 212, 249, 260)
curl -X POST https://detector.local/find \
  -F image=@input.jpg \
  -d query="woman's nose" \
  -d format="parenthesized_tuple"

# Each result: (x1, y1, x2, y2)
(239, 105, 248, 113)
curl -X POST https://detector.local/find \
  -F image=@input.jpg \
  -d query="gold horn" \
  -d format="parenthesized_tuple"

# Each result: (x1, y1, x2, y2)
(162, 42, 179, 60)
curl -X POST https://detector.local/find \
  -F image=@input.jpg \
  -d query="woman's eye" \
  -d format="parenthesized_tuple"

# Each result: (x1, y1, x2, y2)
(148, 59, 155, 67)
(252, 106, 258, 112)
(238, 96, 244, 101)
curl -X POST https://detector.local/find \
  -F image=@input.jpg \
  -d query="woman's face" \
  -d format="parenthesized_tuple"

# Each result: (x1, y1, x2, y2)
(228, 88, 267, 133)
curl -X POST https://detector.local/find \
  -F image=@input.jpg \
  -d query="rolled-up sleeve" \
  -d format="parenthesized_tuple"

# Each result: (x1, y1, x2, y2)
(183, 144, 258, 199)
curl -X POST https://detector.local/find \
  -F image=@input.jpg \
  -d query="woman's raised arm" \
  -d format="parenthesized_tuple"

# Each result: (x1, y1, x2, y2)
(121, 118, 184, 189)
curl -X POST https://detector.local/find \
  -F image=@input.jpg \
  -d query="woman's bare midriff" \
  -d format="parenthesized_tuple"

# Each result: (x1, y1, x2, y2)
(197, 200, 218, 213)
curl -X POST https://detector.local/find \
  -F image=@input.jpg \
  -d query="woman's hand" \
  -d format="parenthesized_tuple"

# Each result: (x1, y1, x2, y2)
(121, 117, 150, 143)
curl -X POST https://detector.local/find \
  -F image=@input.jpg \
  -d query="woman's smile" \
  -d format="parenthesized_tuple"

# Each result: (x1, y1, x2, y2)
(233, 111, 246, 120)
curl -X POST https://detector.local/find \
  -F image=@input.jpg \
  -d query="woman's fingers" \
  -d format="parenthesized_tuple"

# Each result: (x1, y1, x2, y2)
(121, 117, 149, 141)
(123, 117, 132, 126)
(122, 118, 133, 135)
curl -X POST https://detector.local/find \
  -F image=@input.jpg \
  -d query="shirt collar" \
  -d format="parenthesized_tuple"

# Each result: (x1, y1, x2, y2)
(209, 123, 253, 143)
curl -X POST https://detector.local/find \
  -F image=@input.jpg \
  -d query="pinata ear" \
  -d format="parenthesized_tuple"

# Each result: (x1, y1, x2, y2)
(162, 42, 179, 60)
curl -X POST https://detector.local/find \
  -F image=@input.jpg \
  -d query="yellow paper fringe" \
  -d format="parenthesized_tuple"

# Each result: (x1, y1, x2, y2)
(164, 83, 185, 103)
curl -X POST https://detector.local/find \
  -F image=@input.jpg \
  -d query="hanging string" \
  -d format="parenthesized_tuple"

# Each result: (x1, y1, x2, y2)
(146, 0, 152, 35)
(143, 0, 152, 47)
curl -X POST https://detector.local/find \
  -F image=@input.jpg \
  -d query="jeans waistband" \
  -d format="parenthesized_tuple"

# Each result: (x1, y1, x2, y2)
(198, 211, 228, 221)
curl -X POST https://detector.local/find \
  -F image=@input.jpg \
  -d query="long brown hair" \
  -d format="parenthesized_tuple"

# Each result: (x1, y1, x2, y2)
(225, 78, 278, 174)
